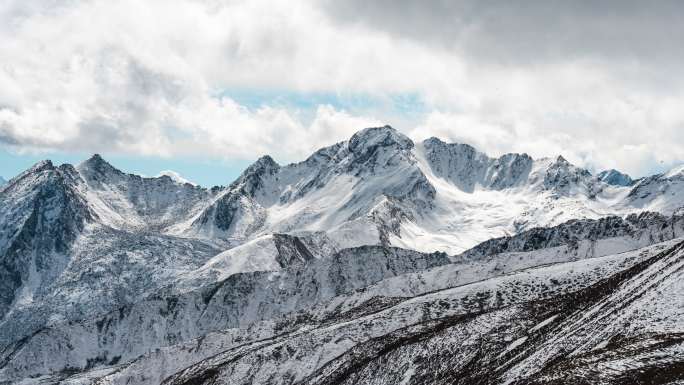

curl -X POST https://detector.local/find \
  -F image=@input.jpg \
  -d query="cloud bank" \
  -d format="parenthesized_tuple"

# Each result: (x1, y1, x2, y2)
(0, 0, 682, 176)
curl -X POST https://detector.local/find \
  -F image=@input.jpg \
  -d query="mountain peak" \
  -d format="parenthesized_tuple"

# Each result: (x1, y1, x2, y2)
(597, 169, 633, 186)
(243, 155, 280, 176)
(348, 125, 413, 154)
(82, 153, 110, 167)
(77, 154, 125, 183)
(29, 159, 55, 172)
(229, 154, 281, 194)
(422, 136, 444, 146)
(554, 155, 569, 165)
(157, 170, 197, 186)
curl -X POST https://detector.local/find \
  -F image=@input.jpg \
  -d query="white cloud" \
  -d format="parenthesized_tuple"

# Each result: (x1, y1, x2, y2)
(0, 0, 682, 177)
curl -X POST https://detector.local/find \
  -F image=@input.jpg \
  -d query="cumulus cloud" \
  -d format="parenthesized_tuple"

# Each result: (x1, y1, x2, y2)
(0, 0, 682, 176)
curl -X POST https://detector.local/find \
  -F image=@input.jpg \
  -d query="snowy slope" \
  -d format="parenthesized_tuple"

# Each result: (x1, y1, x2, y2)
(0, 245, 449, 381)
(76, 154, 211, 232)
(2, 213, 682, 383)
(174, 127, 435, 251)
(159, 240, 684, 385)
(619, 164, 684, 215)
(28, 238, 681, 385)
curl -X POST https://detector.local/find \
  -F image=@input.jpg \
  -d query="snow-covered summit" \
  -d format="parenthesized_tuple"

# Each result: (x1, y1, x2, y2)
(535, 155, 598, 197)
(72, 154, 210, 230)
(349, 125, 413, 151)
(346, 125, 415, 171)
(157, 170, 197, 186)
(597, 168, 634, 186)
(620, 163, 684, 214)
(77, 153, 120, 179)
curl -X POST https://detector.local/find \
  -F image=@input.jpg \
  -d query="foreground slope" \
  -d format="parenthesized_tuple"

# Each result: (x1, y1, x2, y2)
(19, 237, 681, 385)
(4, 217, 682, 384)
(162, 239, 684, 385)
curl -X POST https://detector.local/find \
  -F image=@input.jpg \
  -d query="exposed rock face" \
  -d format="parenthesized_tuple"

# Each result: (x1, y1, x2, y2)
(159, 240, 684, 385)
(540, 155, 598, 197)
(1, 126, 683, 385)
(459, 211, 684, 260)
(76, 154, 211, 231)
(597, 168, 634, 186)
(0, 161, 94, 319)
(421, 137, 534, 192)
(0, 245, 449, 380)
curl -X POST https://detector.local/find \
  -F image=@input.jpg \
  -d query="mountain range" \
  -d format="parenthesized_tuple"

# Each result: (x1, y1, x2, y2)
(0, 126, 682, 385)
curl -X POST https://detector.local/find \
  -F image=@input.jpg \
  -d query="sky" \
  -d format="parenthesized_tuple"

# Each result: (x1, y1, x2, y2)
(0, 0, 683, 186)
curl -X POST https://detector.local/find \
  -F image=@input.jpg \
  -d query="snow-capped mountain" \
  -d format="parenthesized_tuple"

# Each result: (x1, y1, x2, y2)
(163, 126, 682, 255)
(597, 168, 634, 186)
(0, 176, 6, 186)
(1, 125, 683, 385)
(620, 164, 684, 215)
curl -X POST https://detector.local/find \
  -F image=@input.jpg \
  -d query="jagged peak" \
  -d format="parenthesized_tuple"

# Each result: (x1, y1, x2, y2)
(348, 125, 414, 154)
(228, 154, 280, 194)
(78, 153, 123, 176)
(422, 136, 475, 150)
(553, 155, 569, 165)
(1, 160, 56, 188)
(422, 136, 445, 146)
(243, 155, 280, 176)
(423, 137, 533, 166)
(422, 137, 536, 169)
(82, 153, 109, 168)
(597, 169, 633, 186)
(301, 142, 345, 166)
(29, 159, 55, 172)
(157, 170, 197, 186)
(544, 155, 590, 175)
(496, 152, 533, 163)
(89, 153, 105, 162)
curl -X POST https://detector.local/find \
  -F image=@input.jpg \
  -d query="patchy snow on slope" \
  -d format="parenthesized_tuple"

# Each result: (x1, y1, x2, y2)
(529, 314, 559, 333)
(157, 170, 197, 186)
(185, 234, 281, 282)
